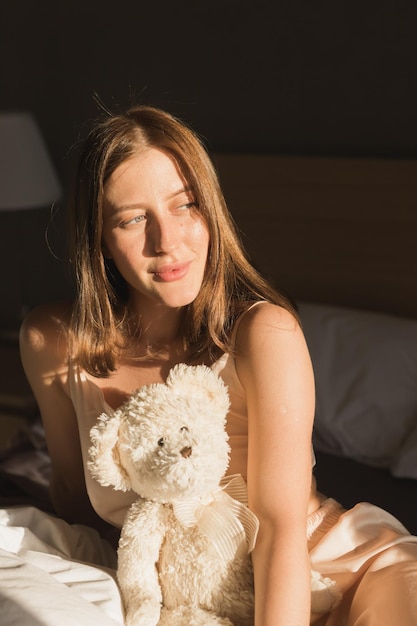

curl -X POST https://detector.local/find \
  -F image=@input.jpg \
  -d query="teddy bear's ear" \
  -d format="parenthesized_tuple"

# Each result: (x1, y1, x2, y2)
(167, 364, 230, 416)
(88, 412, 132, 491)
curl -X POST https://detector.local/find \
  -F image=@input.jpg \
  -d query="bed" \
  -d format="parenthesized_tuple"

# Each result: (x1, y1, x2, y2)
(1, 153, 417, 624)
(213, 153, 417, 535)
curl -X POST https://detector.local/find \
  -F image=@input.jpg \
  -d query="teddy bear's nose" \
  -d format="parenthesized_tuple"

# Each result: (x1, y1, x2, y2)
(180, 446, 192, 458)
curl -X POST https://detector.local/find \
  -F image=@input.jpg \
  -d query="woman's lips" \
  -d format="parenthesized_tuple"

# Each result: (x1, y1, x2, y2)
(152, 261, 191, 282)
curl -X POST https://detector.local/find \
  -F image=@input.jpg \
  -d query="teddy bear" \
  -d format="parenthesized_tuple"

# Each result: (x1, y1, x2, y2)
(88, 363, 342, 626)
(88, 363, 256, 626)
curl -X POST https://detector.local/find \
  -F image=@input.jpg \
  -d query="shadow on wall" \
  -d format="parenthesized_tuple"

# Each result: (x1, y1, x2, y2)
(0, 207, 73, 327)
(2, 2, 417, 324)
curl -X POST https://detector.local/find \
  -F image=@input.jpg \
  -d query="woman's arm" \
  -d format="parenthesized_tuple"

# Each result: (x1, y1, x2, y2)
(19, 302, 113, 537)
(235, 302, 315, 626)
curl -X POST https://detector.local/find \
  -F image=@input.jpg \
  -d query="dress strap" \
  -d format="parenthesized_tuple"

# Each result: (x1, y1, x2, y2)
(230, 300, 268, 347)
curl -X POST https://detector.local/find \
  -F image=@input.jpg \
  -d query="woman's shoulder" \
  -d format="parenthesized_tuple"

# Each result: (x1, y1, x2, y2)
(20, 299, 74, 367)
(235, 301, 300, 345)
(233, 300, 309, 377)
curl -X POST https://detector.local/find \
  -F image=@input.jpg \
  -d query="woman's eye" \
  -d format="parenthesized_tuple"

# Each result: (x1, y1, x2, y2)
(178, 201, 197, 211)
(121, 215, 145, 228)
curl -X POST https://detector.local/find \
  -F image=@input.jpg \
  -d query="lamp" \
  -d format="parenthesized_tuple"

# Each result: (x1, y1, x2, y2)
(0, 112, 62, 339)
(0, 112, 61, 210)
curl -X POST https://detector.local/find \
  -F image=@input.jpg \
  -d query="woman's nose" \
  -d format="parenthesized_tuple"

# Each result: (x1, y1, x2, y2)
(151, 216, 179, 254)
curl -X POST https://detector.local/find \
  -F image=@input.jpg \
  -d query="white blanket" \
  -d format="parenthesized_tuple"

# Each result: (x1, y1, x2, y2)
(0, 506, 124, 625)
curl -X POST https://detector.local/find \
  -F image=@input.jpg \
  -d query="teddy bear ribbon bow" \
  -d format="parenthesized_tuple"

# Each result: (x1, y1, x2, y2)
(172, 474, 259, 564)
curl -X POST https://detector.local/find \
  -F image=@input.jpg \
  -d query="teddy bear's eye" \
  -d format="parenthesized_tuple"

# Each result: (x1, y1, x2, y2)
(180, 426, 189, 433)
(158, 438, 165, 447)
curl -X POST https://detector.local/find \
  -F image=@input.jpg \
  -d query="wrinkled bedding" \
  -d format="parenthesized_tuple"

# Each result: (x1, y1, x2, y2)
(0, 505, 124, 626)
(0, 419, 125, 625)
(0, 416, 51, 512)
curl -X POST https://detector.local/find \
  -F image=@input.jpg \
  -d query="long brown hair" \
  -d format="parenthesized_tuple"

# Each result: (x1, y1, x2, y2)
(68, 105, 295, 376)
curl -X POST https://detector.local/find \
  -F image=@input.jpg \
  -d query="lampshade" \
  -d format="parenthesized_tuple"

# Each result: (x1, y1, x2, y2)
(0, 111, 61, 210)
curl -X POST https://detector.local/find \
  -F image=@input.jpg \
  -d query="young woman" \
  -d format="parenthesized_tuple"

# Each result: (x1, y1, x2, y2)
(20, 105, 417, 625)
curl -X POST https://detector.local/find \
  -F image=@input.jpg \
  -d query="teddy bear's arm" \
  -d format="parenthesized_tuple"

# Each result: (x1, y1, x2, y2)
(117, 500, 166, 626)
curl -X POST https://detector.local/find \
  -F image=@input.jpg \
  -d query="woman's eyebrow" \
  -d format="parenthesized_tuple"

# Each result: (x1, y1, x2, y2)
(105, 187, 193, 217)
(113, 187, 193, 211)
(166, 186, 193, 200)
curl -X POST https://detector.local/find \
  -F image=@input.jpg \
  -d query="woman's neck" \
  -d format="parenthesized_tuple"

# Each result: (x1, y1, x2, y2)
(124, 299, 186, 359)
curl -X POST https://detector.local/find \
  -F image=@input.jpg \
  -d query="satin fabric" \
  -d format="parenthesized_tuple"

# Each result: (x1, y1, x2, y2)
(308, 498, 417, 625)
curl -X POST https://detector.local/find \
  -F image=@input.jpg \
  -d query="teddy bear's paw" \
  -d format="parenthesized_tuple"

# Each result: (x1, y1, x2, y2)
(159, 606, 234, 626)
(310, 569, 343, 615)
(125, 599, 161, 626)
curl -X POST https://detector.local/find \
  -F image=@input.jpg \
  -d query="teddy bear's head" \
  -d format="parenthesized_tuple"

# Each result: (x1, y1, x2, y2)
(88, 364, 231, 503)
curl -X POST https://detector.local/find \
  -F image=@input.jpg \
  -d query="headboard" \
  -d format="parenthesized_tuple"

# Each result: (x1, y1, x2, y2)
(212, 154, 417, 318)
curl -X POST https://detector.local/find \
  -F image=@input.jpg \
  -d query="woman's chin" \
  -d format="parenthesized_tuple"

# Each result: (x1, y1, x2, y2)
(155, 284, 202, 308)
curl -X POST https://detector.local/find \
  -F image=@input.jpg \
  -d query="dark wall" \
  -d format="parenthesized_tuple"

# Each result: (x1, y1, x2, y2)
(1, 0, 417, 322)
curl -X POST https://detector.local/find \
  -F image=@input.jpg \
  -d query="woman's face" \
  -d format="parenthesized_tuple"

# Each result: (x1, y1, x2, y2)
(102, 147, 210, 311)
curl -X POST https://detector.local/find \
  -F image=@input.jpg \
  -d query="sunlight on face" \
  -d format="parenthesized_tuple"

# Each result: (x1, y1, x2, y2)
(102, 147, 210, 312)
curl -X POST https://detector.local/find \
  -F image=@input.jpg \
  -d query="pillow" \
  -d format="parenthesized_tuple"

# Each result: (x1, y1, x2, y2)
(297, 301, 417, 479)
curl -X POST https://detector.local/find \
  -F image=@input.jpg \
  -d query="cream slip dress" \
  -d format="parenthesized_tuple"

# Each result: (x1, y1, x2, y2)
(68, 305, 417, 626)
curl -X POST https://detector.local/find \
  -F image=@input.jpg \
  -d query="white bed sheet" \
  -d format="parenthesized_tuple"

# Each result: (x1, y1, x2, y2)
(0, 506, 124, 625)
